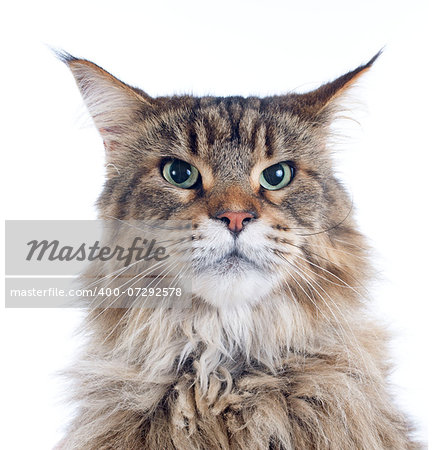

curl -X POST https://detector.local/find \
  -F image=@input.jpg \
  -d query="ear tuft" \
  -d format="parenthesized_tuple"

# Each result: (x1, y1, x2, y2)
(51, 48, 78, 65)
(304, 50, 382, 119)
(276, 51, 383, 122)
(59, 51, 150, 148)
(307, 49, 382, 111)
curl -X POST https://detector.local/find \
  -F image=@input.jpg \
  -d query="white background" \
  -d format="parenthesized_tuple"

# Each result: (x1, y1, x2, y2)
(1, 1, 443, 448)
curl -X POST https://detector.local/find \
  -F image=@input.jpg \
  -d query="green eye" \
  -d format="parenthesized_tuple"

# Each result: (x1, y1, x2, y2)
(259, 162, 294, 190)
(162, 159, 199, 189)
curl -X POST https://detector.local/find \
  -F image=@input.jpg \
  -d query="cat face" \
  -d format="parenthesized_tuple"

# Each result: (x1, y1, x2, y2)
(62, 52, 377, 308)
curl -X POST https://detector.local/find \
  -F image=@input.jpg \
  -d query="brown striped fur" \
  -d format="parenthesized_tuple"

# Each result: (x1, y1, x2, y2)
(56, 51, 421, 449)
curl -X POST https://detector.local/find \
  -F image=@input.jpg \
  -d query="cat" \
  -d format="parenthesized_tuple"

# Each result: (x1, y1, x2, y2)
(56, 51, 420, 449)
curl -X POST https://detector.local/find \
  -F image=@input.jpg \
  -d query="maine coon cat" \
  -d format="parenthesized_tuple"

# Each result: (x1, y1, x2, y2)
(56, 51, 419, 449)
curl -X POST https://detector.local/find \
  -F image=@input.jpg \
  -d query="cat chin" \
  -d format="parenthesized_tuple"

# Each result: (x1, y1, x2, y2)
(191, 267, 279, 308)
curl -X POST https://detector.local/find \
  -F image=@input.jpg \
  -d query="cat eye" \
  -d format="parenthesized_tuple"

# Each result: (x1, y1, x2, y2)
(162, 159, 200, 189)
(259, 162, 294, 190)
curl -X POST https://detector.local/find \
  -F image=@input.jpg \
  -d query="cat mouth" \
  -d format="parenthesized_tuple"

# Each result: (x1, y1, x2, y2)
(209, 249, 261, 272)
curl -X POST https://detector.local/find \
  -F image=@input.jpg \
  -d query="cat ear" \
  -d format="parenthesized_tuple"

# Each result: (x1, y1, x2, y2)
(280, 51, 382, 123)
(58, 51, 150, 151)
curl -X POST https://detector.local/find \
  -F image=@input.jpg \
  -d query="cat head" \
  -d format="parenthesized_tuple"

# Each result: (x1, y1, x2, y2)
(61, 52, 378, 309)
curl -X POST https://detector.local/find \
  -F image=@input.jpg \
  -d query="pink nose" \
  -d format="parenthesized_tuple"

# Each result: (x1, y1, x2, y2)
(216, 211, 255, 233)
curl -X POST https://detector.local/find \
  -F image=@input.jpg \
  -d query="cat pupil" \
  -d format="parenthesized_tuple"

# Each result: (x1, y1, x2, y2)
(170, 160, 192, 183)
(263, 164, 284, 186)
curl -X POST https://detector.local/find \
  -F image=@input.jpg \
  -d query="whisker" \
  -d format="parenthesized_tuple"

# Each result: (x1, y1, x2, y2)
(282, 240, 369, 296)
(299, 246, 370, 297)
(278, 197, 354, 237)
(87, 255, 175, 312)
(293, 251, 363, 296)
(103, 258, 184, 344)
(128, 261, 191, 364)
(281, 278, 307, 354)
(81, 236, 186, 292)
(304, 241, 367, 261)
(84, 254, 183, 327)
(280, 263, 334, 327)
(279, 264, 359, 379)
(331, 237, 368, 252)
(279, 254, 384, 399)
(280, 259, 357, 382)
